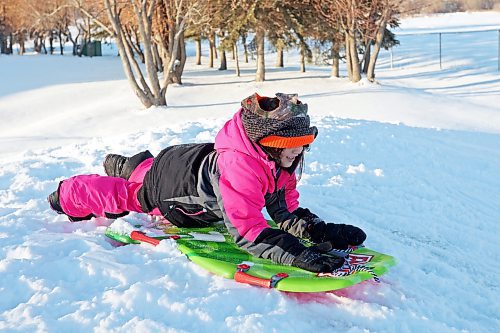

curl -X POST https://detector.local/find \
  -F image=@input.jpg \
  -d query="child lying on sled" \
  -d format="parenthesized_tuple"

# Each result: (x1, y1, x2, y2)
(48, 93, 366, 273)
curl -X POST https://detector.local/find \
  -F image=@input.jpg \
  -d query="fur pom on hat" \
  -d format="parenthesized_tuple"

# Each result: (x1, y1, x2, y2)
(241, 93, 318, 148)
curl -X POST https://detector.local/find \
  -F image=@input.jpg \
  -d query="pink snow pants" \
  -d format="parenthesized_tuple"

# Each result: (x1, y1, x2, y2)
(59, 158, 158, 218)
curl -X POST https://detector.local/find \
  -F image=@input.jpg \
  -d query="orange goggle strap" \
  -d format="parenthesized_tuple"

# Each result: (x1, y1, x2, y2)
(259, 134, 315, 148)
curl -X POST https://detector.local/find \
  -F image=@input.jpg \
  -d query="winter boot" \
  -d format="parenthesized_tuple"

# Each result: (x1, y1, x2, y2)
(47, 187, 95, 222)
(103, 150, 154, 180)
(103, 154, 128, 178)
(48, 186, 129, 221)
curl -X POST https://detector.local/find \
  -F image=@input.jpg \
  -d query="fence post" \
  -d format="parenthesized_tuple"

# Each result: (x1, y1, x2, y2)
(439, 32, 442, 69)
(498, 29, 499, 71)
(390, 48, 394, 69)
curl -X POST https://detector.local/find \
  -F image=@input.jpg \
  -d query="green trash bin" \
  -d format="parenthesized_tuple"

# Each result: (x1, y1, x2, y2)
(82, 41, 102, 57)
(93, 41, 102, 56)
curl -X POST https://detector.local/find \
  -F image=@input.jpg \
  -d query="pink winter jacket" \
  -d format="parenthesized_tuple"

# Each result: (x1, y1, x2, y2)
(214, 110, 300, 242)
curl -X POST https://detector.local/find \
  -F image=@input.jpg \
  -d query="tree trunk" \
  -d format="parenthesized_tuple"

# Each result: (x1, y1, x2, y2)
(124, 28, 145, 63)
(67, 27, 80, 56)
(41, 38, 47, 54)
(212, 32, 218, 59)
(276, 46, 283, 67)
(300, 43, 306, 73)
(5, 34, 14, 54)
(152, 42, 163, 72)
(208, 34, 215, 68)
(331, 40, 339, 77)
(161, 27, 188, 95)
(346, 32, 361, 82)
(59, 31, 64, 55)
(195, 36, 201, 65)
(349, 37, 361, 82)
(34, 34, 40, 53)
(104, 0, 155, 108)
(6, 33, 13, 54)
(171, 33, 187, 83)
(362, 41, 371, 74)
(219, 49, 227, 70)
(77, 34, 87, 57)
(121, 38, 153, 106)
(255, 28, 265, 82)
(162, 30, 186, 85)
(234, 43, 240, 77)
(0, 34, 5, 54)
(49, 35, 54, 54)
(344, 33, 352, 81)
(242, 35, 249, 63)
(135, 1, 163, 103)
(19, 36, 25, 55)
(122, 26, 157, 106)
(366, 23, 386, 82)
(69, 37, 76, 55)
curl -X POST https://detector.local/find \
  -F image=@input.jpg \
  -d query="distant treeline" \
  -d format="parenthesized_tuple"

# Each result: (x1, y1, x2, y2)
(401, 0, 500, 15)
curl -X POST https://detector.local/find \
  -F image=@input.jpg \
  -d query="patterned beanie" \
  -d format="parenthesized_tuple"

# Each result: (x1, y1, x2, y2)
(241, 93, 318, 148)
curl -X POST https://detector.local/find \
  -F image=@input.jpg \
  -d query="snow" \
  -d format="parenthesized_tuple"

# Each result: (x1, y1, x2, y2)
(398, 11, 500, 34)
(1, 11, 500, 333)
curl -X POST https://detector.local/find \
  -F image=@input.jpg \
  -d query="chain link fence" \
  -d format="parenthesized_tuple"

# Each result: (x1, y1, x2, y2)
(382, 29, 500, 71)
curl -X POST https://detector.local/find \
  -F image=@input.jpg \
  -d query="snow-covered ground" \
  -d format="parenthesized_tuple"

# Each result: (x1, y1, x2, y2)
(1, 11, 499, 333)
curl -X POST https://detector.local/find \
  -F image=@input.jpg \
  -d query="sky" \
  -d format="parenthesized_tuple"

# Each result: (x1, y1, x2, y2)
(0, 11, 499, 333)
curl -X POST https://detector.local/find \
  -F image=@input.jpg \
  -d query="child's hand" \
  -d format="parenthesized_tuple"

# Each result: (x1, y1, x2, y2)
(337, 224, 367, 247)
(291, 243, 345, 273)
(309, 222, 366, 249)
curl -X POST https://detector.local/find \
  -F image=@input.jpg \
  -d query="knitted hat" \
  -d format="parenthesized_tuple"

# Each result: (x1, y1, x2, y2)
(241, 93, 318, 148)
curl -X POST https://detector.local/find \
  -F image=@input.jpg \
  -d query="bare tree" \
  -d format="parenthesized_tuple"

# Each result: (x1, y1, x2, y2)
(123, 24, 145, 63)
(241, 33, 249, 63)
(225, 0, 279, 82)
(0, 0, 31, 55)
(255, 26, 266, 82)
(51, 2, 76, 55)
(276, 3, 319, 73)
(218, 31, 227, 70)
(312, 0, 362, 81)
(312, 0, 400, 82)
(104, 0, 164, 107)
(362, 0, 401, 81)
(273, 37, 285, 68)
(1, 1, 13, 54)
(154, 0, 202, 85)
(206, 0, 252, 76)
(194, 35, 201, 65)
(103, 0, 202, 108)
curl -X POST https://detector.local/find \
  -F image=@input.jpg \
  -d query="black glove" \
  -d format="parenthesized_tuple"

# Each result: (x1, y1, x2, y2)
(291, 242, 345, 273)
(309, 222, 366, 249)
(293, 207, 323, 225)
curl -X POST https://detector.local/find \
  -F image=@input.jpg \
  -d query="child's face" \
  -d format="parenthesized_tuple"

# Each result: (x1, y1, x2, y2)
(279, 146, 304, 168)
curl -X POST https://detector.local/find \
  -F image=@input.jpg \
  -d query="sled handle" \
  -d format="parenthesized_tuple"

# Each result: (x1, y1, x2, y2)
(130, 231, 161, 246)
(234, 264, 288, 289)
